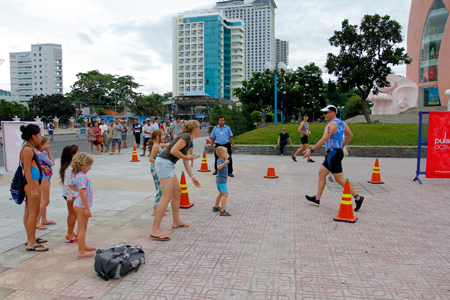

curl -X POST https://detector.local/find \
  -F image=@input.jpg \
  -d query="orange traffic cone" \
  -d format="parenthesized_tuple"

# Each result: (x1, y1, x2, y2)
(198, 151, 211, 172)
(368, 158, 384, 184)
(333, 179, 357, 223)
(179, 171, 194, 209)
(264, 168, 278, 179)
(130, 145, 140, 162)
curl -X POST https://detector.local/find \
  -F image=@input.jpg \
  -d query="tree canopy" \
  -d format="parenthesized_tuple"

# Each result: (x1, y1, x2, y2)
(326, 14, 411, 123)
(128, 93, 166, 117)
(0, 99, 35, 121)
(234, 63, 327, 122)
(28, 94, 75, 121)
(67, 70, 141, 115)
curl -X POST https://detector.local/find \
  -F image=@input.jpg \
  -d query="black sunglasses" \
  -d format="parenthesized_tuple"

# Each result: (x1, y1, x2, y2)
(323, 111, 330, 115)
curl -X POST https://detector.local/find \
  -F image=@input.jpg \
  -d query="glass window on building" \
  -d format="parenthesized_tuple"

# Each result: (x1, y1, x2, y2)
(419, 0, 449, 83)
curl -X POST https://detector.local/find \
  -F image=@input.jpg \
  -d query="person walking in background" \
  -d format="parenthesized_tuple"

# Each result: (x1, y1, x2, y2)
(69, 153, 96, 258)
(277, 128, 293, 157)
(105, 120, 114, 153)
(303, 105, 366, 211)
(150, 120, 201, 241)
(164, 121, 171, 143)
(133, 119, 142, 148)
(60, 144, 80, 243)
(210, 116, 235, 177)
(99, 119, 108, 153)
(170, 117, 182, 140)
(92, 122, 102, 155)
(121, 120, 128, 148)
(20, 124, 48, 251)
(141, 118, 152, 156)
(110, 118, 123, 155)
(259, 108, 266, 123)
(292, 114, 315, 163)
(36, 137, 56, 230)
(47, 122, 54, 141)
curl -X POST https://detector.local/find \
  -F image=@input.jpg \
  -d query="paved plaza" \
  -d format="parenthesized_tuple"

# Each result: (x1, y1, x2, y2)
(0, 142, 449, 299)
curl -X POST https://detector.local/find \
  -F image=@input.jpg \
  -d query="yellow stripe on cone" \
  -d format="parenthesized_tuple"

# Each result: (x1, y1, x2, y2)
(333, 179, 358, 223)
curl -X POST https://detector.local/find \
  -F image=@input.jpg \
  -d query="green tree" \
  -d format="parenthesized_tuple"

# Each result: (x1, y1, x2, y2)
(28, 94, 75, 121)
(67, 70, 141, 115)
(183, 101, 197, 120)
(234, 63, 327, 122)
(209, 104, 255, 136)
(129, 93, 166, 117)
(326, 14, 411, 123)
(202, 100, 217, 119)
(0, 100, 36, 121)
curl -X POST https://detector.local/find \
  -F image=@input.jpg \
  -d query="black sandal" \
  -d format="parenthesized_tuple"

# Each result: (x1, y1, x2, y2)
(25, 238, 48, 246)
(220, 210, 231, 216)
(26, 244, 49, 252)
(212, 206, 221, 212)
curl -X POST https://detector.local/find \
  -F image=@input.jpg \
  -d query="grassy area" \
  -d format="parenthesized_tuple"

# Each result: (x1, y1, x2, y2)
(233, 123, 425, 146)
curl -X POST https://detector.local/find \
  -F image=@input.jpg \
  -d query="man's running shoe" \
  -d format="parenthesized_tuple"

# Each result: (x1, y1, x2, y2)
(292, 155, 297, 162)
(328, 175, 334, 182)
(307, 159, 315, 163)
(354, 196, 366, 212)
(305, 195, 320, 206)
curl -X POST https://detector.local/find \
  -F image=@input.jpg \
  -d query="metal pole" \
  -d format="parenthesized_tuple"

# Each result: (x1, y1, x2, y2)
(274, 67, 278, 126)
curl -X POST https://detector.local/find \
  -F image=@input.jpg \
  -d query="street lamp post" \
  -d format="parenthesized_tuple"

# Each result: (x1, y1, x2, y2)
(113, 75, 119, 116)
(338, 106, 344, 119)
(265, 62, 287, 125)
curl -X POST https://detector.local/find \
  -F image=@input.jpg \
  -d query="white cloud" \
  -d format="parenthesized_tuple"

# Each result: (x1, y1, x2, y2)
(0, 0, 412, 95)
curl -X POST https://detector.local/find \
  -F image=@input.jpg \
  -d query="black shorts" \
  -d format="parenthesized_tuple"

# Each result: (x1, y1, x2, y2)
(322, 148, 344, 174)
(301, 136, 309, 145)
(135, 133, 141, 144)
(144, 137, 151, 145)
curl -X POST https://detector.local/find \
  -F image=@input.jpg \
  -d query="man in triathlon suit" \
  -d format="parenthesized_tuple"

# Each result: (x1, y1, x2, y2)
(303, 105, 366, 212)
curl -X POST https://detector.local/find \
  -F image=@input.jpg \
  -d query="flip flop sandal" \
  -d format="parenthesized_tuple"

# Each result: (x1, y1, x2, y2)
(36, 225, 47, 230)
(43, 221, 56, 225)
(150, 234, 171, 241)
(220, 211, 231, 216)
(85, 246, 96, 251)
(212, 206, 221, 212)
(26, 244, 49, 252)
(25, 238, 48, 246)
(77, 252, 95, 259)
(172, 224, 190, 229)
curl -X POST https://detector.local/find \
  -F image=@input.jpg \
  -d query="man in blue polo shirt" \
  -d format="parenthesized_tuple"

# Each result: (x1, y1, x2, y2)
(210, 116, 236, 177)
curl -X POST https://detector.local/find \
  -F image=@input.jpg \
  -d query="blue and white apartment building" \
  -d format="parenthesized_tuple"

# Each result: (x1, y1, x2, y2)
(172, 10, 245, 101)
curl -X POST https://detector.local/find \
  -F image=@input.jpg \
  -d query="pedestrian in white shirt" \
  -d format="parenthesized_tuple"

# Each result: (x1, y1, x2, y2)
(99, 119, 108, 153)
(141, 118, 152, 156)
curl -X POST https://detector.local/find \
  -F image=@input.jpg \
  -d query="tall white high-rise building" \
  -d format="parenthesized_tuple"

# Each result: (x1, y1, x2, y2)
(276, 39, 289, 66)
(10, 43, 63, 104)
(173, 10, 245, 101)
(214, 0, 277, 80)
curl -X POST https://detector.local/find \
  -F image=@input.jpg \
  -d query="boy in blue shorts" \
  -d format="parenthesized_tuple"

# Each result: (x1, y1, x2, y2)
(213, 146, 231, 216)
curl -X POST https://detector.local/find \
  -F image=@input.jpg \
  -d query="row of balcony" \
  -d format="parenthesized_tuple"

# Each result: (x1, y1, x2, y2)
(178, 52, 204, 58)
(178, 66, 204, 71)
(178, 46, 204, 51)
(178, 74, 204, 78)
(178, 31, 204, 37)
(178, 24, 204, 30)
(178, 60, 204, 64)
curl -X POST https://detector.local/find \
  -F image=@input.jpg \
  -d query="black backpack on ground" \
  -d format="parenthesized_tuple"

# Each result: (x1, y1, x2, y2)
(94, 242, 145, 281)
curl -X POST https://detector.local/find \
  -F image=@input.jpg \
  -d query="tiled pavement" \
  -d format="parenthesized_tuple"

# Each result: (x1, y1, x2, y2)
(0, 144, 449, 299)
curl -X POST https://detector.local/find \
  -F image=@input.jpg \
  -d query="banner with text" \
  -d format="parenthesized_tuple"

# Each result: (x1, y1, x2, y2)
(426, 111, 450, 178)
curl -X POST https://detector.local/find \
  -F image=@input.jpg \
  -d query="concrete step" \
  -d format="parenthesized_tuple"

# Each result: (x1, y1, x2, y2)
(345, 106, 447, 124)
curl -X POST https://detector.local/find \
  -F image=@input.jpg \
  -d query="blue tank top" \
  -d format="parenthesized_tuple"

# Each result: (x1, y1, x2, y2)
(324, 119, 345, 150)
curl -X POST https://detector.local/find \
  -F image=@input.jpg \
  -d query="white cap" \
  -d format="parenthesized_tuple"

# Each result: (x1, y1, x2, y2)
(320, 105, 337, 113)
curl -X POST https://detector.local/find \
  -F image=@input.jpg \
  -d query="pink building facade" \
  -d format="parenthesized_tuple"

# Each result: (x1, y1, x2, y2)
(407, 0, 450, 107)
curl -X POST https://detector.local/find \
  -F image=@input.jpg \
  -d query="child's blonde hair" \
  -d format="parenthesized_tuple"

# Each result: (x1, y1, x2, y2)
(147, 129, 163, 148)
(38, 136, 49, 148)
(71, 152, 94, 174)
(215, 146, 227, 156)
